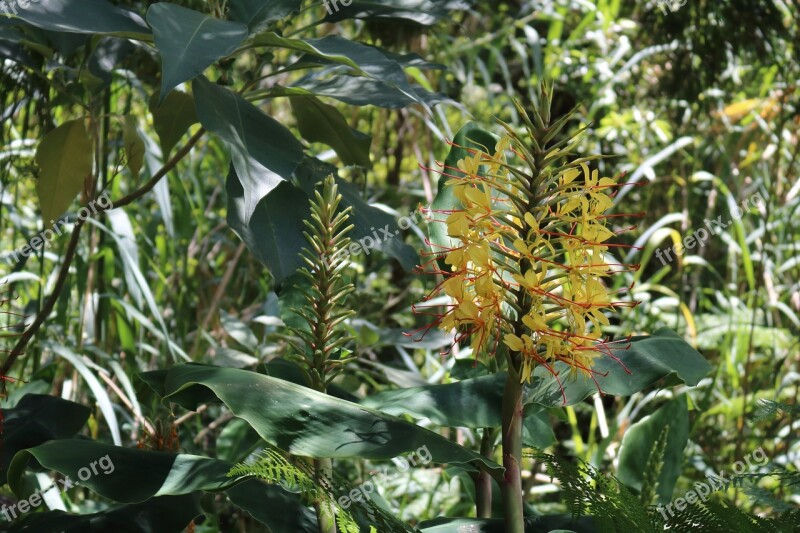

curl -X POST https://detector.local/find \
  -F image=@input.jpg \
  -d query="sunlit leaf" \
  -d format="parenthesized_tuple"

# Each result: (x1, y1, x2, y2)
(149, 90, 198, 158)
(35, 119, 92, 226)
(290, 95, 372, 167)
(147, 3, 248, 103)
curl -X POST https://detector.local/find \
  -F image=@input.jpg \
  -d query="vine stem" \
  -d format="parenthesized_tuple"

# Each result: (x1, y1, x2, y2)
(0, 127, 206, 377)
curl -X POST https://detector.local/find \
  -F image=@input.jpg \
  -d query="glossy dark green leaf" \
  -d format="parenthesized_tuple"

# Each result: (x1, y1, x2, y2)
(244, 31, 360, 69)
(419, 515, 597, 532)
(10, 0, 150, 39)
(1, 495, 202, 533)
(364, 329, 709, 432)
(289, 95, 372, 167)
(147, 364, 503, 475)
(227, 0, 301, 31)
(8, 438, 319, 532)
(8, 440, 236, 501)
(0, 394, 90, 485)
(617, 394, 689, 504)
(335, 179, 419, 271)
(149, 90, 198, 158)
(305, 37, 413, 95)
(361, 374, 503, 429)
(290, 73, 448, 108)
(523, 411, 557, 449)
(322, 0, 472, 25)
(261, 34, 419, 102)
(147, 3, 248, 103)
(226, 479, 317, 532)
(523, 328, 713, 408)
(195, 76, 304, 224)
(226, 167, 309, 284)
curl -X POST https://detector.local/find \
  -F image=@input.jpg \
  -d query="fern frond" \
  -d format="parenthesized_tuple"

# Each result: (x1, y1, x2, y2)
(753, 399, 800, 422)
(229, 450, 416, 533)
(665, 500, 799, 533)
(228, 450, 359, 532)
(529, 451, 658, 533)
(528, 451, 799, 533)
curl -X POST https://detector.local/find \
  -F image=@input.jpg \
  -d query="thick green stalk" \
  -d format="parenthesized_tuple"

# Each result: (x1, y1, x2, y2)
(314, 457, 337, 533)
(476, 427, 497, 518)
(501, 364, 525, 533)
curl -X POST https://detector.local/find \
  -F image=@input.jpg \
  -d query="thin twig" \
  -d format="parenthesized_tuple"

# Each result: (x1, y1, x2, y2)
(109, 127, 205, 210)
(0, 219, 84, 376)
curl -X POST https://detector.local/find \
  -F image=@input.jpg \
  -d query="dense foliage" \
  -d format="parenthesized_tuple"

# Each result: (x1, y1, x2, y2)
(0, 0, 798, 532)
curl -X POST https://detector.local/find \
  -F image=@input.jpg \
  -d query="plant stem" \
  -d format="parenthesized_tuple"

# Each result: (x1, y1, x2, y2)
(501, 364, 525, 533)
(313, 457, 337, 533)
(476, 427, 497, 518)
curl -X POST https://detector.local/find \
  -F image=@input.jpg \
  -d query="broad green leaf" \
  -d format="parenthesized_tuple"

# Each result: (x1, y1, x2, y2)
(147, 363, 503, 475)
(0, 394, 90, 485)
(298, 36, 419, 101)
(419, 515, 597, 532)
(364, 328, 709, 430)
(227, 0, 301, 31)
(229, 155, 418, 283)
(147, 3, 248, 103)
(9, 0, 150, 39)
(524, 411, 557, 449)
(149, 90, 198, 158)
(9, 440, 236, 501)
(243, 31, 361, 69)
(194, 76, 304, 224)
(216, 418, 262, 463)
(8, 438, 320, 531)
(122, 116, 144, 180)
(226, 168, 309, 284)
(361, 374, 503, 429)
(246, 33, 421, 103)
(291, 74, 447, 109)
(322, 0, 472, 25)
(617, 394, 689, 503)
(360, 375, 553, 448)
(523, 328, 713, 408)
(2, 495, 202, 533)
(428, 122, 497, 268)
(35, 119, 92, 226)
(289, 95, 372, 167)
(227, 479, 317, 532)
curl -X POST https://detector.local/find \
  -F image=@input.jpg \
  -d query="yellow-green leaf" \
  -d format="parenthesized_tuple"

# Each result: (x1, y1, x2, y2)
(35, 119, 92, 226)
(149, 90, 198, 158)
(123, 116, 145, 180)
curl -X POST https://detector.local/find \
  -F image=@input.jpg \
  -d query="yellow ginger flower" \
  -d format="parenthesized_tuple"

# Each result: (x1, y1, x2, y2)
(412, 118, 641, 396)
